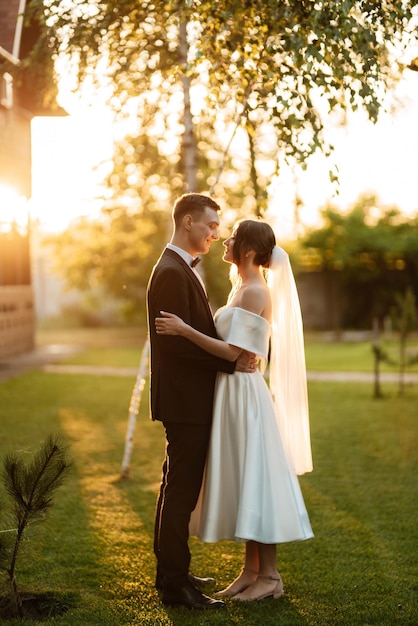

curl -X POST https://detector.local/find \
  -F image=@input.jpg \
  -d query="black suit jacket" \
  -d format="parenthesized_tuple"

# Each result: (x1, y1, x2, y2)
(147, 248, 235, 424)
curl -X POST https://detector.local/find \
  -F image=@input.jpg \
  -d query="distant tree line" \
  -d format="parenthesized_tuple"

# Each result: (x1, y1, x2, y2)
(43, 193, 418, 329)
(296, 194, 418, 329)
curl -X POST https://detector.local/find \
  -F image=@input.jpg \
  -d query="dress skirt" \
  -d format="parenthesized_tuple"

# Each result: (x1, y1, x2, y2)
(189, 368, 313, 544)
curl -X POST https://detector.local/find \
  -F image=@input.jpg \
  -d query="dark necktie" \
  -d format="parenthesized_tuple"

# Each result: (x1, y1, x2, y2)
(191, 257, 201, 268)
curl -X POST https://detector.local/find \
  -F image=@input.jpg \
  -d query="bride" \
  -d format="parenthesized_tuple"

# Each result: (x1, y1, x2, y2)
(155, 218, 313, 602)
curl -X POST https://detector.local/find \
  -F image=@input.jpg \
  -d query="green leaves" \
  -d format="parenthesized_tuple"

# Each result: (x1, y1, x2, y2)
(302, 196, 417, 270)
(38, 0, 416, 166)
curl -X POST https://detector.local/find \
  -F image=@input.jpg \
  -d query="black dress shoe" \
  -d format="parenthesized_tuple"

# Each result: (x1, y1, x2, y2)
(155, 571, 215, 591)
(162, 583, 225, 610)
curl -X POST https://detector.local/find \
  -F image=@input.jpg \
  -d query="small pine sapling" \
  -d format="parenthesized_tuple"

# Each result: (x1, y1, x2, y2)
(0, 435, 72, 619)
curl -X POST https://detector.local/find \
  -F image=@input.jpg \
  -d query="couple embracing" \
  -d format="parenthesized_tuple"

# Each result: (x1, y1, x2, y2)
(146, 193, 313, 610)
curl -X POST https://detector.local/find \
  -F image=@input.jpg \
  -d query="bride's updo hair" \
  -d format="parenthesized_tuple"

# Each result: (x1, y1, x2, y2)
(232, 219, 276, 268)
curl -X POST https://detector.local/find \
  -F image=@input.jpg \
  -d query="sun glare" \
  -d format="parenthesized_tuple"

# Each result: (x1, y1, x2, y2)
(0, 185, 29, 231)
(30, 110, 113, 232)
(28, 49, 115, 233)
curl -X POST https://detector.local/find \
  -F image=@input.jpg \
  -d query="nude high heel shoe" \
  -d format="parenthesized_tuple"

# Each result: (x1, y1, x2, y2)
(232, 574, 284, 601)
(214, 568, 258, 598)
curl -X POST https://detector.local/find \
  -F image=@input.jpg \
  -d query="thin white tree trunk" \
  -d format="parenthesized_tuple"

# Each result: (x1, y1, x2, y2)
(179, 20, 197, 192)
(120, 338, 150, 478)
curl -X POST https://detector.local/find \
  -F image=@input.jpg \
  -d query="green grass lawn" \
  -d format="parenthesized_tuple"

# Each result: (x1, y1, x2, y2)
(305, 338, 418, 373)
(0, 329, 417, 624)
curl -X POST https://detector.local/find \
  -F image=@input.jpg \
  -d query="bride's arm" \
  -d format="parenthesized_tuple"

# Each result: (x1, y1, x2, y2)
(155, 311, 241, 362)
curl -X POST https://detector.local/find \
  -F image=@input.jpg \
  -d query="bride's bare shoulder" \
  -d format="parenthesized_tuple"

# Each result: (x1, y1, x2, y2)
(239, 282, 270, 316)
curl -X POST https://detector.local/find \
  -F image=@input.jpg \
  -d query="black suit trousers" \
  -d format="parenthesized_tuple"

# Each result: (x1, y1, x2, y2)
(154, 421, 212, 591)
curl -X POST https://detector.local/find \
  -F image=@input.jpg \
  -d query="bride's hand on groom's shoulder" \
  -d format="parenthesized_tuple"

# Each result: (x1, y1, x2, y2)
(155, 311, 185, 336)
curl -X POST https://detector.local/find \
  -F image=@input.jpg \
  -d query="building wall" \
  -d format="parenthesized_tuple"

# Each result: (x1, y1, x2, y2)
(0, 0, 34, 360)
(296, 271, 345, 331)
(0, 285, 35, 359)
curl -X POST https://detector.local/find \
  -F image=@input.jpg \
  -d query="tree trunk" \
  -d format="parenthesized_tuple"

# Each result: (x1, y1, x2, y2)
(120, 339, 150, 478)
(179, 21, 197, 192)
(246, 118, 261, 217)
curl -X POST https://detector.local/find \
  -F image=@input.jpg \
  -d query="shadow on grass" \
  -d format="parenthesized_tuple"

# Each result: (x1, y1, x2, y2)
(114, 464, 311, 625)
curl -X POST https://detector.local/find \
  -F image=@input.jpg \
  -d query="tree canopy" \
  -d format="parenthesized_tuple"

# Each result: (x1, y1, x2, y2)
(28, 1, 418, 323)
(31, 0, 417, 205)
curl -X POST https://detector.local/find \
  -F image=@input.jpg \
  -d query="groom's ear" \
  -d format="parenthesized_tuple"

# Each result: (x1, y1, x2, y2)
(183, 214, 193, 231)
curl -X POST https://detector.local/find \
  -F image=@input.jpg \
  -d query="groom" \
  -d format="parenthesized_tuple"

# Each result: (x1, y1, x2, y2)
(147, 193, 253, 610)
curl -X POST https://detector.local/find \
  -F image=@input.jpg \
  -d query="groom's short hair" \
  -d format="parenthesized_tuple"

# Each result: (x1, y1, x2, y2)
(173, 193, 221, 227)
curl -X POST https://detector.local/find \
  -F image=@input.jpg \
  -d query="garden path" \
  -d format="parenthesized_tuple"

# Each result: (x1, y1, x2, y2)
(1, 344, 418, 383)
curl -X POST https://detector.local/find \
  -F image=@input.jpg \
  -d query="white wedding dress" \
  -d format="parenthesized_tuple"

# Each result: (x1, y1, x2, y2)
(189, 306, 313, 544)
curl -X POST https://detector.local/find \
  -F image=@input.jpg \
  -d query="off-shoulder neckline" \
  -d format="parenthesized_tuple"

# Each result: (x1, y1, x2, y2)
(217, 306, 270, 325)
